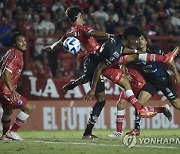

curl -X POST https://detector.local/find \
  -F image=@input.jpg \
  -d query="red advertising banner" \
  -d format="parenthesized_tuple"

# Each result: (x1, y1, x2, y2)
(0, 100, 179, 130)
(21, 75, 180, 101)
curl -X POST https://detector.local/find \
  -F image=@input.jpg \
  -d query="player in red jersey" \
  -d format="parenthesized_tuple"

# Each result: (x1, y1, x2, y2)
(45, 6, 113, 62)
(45, 6, 115, 139)
(0, 32, 34, 140)
(108, 63, 172, 137)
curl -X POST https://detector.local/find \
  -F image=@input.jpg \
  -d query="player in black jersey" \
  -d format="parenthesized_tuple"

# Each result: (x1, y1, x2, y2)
(64, 27, 177, 139)
(82, 33, 157, 139)
(125, 34, 180, 136)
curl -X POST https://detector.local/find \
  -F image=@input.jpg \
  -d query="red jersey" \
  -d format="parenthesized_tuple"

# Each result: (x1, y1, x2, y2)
(0, 48, 24, 94)
(61, 24, 100, 61)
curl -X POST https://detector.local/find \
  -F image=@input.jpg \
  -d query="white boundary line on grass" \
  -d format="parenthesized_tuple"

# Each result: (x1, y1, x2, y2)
(23, 140, 179, 149)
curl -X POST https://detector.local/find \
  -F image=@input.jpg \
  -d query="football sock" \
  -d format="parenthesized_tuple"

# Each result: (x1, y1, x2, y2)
(135, 110, 141, 130)
(116, 110, 125, 133)
(83, 100, 106, 136)
(1, 115, 11, 135)
(125, 90, 142, 110)
(11, 111, 29, 132)
(139, 53, 167, 62)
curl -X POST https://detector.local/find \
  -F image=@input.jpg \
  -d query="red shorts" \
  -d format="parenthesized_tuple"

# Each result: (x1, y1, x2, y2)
(103, 68, 123, 84)
(0, 94, 28, 109)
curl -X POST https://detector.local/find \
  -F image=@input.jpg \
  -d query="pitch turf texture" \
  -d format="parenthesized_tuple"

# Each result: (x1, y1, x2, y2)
(0, 129, 179, 154)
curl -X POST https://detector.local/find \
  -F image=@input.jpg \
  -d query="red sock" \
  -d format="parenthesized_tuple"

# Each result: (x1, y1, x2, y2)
(125, 90, 142, 110)
(116, 110, 125, 133)
(10, 111, 29, 132)
(11, 118, 25, 132)
(145, 106, 166, 113)
(1, 119, 11, 135)
(147, 54, 166, 62)
(139, 53, 166, 62)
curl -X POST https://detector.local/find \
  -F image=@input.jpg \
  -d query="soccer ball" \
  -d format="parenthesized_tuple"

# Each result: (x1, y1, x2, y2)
(63, 37, 81, 54)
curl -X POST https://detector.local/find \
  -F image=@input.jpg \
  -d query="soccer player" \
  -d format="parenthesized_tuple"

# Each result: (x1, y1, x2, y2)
(108, 27, 180, 136)
(108, 62, 173, 137)
(125, 35, 180, 136)
(45, 6, 113, 61)
(0, 32, 34, 140)
(45, 6, 115, 140)
(83, 26, 178, 139)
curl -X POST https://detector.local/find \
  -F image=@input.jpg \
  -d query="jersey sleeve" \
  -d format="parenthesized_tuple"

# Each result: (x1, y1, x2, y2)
(81, 26, 94, 36)
(5, 54, 20, 73)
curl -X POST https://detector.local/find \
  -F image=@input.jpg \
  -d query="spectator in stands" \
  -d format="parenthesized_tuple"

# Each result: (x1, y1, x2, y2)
(30, 56, 52, 78)
(92, 6, 109, 24)
(51, 0, 65, 13)
(55, 60, 74, 79)
(38, 13, 55, 35)
(0, 17, 12, 46)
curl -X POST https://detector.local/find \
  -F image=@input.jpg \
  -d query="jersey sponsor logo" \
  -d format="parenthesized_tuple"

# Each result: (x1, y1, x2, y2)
(106, 51, 120, 65)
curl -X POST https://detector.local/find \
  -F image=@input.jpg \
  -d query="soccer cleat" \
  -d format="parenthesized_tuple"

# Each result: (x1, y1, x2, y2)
(0, 135, 12, 140)
(126, 129, 140, 136)
(137, 108, 157, 118)
(63, 81, 77, 91)
(108, 132, 123, 137)
(6, 131, 23, 141)
(164, 47, 179, 63)
(82, 134, 98, 140)
(163, 104, 172, 121)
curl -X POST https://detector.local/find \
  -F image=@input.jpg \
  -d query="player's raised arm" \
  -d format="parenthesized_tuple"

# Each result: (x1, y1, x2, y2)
(44, 38, 63, 50)
(88, 30, 114, 39)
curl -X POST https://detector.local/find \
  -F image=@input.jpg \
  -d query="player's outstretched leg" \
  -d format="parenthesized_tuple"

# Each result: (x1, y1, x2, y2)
(164, 47, 179, 63)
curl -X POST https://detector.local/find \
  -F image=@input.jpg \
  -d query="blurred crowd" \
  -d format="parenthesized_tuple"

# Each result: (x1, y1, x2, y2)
(0, 0, 180, 79)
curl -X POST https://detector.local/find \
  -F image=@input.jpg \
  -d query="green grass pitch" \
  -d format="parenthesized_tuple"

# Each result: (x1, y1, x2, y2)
(0, 129, 179, 154)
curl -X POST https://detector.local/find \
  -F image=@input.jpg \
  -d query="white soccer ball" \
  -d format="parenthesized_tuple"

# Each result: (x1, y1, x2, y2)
(63, 37, 81, 54)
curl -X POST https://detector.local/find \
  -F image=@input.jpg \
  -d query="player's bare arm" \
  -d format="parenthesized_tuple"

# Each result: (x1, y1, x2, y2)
(85, 62, 107, 101)
(2, 69, 19, 102)
(89, 30, 114, 39)
(44, 38, 63, 50)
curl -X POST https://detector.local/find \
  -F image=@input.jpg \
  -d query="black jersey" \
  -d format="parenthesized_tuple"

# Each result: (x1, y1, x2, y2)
(97, 35, 124, 66)
(137, 48, 169, 82)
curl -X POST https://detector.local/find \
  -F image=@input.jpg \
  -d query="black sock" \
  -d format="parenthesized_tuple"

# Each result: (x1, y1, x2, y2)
(83, 100, 106, 136)
(135, 110, 141, 130)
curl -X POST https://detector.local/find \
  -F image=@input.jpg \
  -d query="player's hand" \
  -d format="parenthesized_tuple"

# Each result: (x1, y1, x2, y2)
(44, 45, 54, 50)
(10, 90, 20, 103)
(106, 33, 114, 38)
(63, 81, 77, 91)
(84, 89, 95, 101)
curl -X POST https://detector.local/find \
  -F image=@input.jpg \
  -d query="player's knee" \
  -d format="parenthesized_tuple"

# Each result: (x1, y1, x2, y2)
(117, 99, 127, 110)
(22, 103, 34, 115)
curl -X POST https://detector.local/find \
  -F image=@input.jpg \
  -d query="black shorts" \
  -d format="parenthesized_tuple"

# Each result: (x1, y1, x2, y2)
(83, 54, 105, 93)
(151, 77, 177, 101)
(141, 82, 157, 96)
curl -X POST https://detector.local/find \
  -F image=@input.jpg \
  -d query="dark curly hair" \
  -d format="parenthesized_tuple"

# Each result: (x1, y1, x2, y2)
(10, 31, 25, 45)
(65, 6, 82, 23)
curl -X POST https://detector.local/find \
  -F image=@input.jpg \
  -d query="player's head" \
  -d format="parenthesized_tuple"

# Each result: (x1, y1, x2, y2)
(123, 26, 147, 50)
(65, 6, 83, 24)
(138, 33, 148, 50)
(10, 31, 26, 52)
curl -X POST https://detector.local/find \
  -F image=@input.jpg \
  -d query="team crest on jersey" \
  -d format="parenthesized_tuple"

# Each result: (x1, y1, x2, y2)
(17, 99, 23, 105)
(13, 55, 17, 59)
